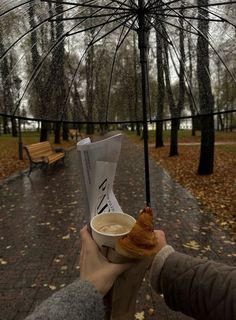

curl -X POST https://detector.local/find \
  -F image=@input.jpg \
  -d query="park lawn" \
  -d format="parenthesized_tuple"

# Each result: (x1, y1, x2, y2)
(0, 132, 75, 180)
(128, 130, 236, 239)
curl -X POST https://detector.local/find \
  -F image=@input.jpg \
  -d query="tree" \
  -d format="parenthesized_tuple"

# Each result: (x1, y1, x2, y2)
(28, 0, 50, 141)
(155, 18, 165, 148)
(197, 0, 215, 175)
(52, 0, 66, 143)
(0, 28, 17, 137)
(163, 5, 186, 157)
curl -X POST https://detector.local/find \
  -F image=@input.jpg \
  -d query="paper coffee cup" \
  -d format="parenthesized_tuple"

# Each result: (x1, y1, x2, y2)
(90, 212, 136, 248)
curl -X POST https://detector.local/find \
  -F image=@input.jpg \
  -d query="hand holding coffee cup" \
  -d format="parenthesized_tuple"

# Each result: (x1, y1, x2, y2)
(90, 207, 158, 262)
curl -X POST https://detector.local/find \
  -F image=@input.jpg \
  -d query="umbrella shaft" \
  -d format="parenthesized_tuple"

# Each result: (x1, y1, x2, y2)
(137, 8, 151, 206)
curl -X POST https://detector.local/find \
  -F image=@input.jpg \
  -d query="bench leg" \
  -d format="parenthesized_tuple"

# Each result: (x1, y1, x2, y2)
(28, 165, 33, 176)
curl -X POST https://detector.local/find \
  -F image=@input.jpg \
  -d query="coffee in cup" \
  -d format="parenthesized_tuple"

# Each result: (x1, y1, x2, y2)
(90, 212, 136, 248)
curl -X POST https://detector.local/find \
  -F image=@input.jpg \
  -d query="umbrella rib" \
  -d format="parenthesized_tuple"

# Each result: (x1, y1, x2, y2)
(145, 0, 180, 11)
(41, 0, 132, 11)
(129, 0, 138, 8)
(151, 13, 199, 36)
(49, 11, 130, 21)
(61, 13, 136, 121)
(0, 0, 32, 18)
(67, 12, 134, 36)
(150, 11, 224, 22)
(151, 1, 236, 12)
(105, 16, 138, 122)
(3, 109, 236, 125)
(81, 14, 136, 46)
(0, 4, 78, 61)
(165, 26, 199, 116)
(105, 25, 127, 123)
(112, 0, 134, 9)
(60, 9, 136, 121)
(196, 6, 236, 28)
(13, 0, 116, 116)
(146, 16, 173, 45)
(166, 4, 236, 84)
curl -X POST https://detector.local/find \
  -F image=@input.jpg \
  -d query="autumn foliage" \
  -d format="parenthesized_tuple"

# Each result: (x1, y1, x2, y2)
(130, 130, 236, 239)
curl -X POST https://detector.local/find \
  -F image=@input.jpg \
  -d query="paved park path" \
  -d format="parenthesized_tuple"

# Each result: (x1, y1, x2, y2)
(0, 134, 235, 320)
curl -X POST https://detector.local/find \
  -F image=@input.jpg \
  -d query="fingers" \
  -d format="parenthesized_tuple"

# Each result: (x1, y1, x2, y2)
(154, 230, 167, 250)
(80, 225, 91, 242)
(154, 230, 165, 239)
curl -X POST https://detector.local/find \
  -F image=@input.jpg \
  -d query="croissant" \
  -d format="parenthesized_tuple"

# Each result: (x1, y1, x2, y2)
(115, 207, 158, 259)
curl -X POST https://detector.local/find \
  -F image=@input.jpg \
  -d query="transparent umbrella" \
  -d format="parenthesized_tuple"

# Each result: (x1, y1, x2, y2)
(0, 0, 236, 205)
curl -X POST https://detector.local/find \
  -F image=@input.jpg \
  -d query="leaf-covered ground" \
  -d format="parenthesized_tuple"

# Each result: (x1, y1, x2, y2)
(0, 133, 75, 180)
(129, 130, 236, 239)
(1, 131, 235, 238)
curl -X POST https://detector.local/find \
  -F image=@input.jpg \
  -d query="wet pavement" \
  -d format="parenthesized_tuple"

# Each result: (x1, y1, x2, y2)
(0, 134, 235, 320)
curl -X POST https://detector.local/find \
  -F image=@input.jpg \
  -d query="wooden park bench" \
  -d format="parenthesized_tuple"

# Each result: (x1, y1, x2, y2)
(24, 141, 65, 176)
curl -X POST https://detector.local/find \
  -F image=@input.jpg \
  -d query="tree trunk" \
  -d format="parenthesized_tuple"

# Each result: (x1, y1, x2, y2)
(54, 122, 61, 144)
(136, 123, 141, 136)
(198, 115, 215, 174)
(155, 16, 165, 148)
(53, 0, 66, 136)
(3, 116, 9, 134)
(169, 118, 179, 156)
(192, 117, 197, 136)
(11, 117, 17, 137)
(155, 121, 164, 147)
(0, 29, 16, 135)
(40, 121, 49, 141)
(197, 0, 215, 175)
(163, 39, 179, 156)
(86, 123, 94, 135)
(62, 122, 69, 141)
(186, 25, 196, 137)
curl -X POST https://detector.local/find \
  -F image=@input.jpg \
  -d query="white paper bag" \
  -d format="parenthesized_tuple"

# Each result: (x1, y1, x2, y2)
(77, 134, 123, 220)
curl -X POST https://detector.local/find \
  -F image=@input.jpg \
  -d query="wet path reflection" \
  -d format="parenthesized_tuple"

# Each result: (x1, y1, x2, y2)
(0, 135, 235, 320)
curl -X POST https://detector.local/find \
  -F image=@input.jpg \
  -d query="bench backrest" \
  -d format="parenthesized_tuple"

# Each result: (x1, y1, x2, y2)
(25, 141, 53, 159)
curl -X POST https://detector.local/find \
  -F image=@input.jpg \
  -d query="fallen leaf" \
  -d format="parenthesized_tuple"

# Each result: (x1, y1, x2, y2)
(145, 294, 151, 301)
(49, 285, 57, 291)
(148, 308, 155, 316)
(61, 265, 68, 271)
(134, 311, 145, 320)
(183, 240, 201, 250)
(0, 259, 8, 265)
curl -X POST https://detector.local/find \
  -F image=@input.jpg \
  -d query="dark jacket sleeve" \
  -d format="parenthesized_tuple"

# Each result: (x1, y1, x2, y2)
(24, 279, 105, 320)
(150, 250, 236, 320)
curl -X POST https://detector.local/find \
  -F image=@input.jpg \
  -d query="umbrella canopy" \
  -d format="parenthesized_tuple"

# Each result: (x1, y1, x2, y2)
(0, 0, 235, 122)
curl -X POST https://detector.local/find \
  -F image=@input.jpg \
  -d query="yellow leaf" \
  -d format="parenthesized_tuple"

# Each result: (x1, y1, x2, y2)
(183, 240, 201, 250)
(61, 265, 68, 271)
(0, 259, 8, 265)
(134, 311, 145, 320)
(49, 285, 57, 291)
